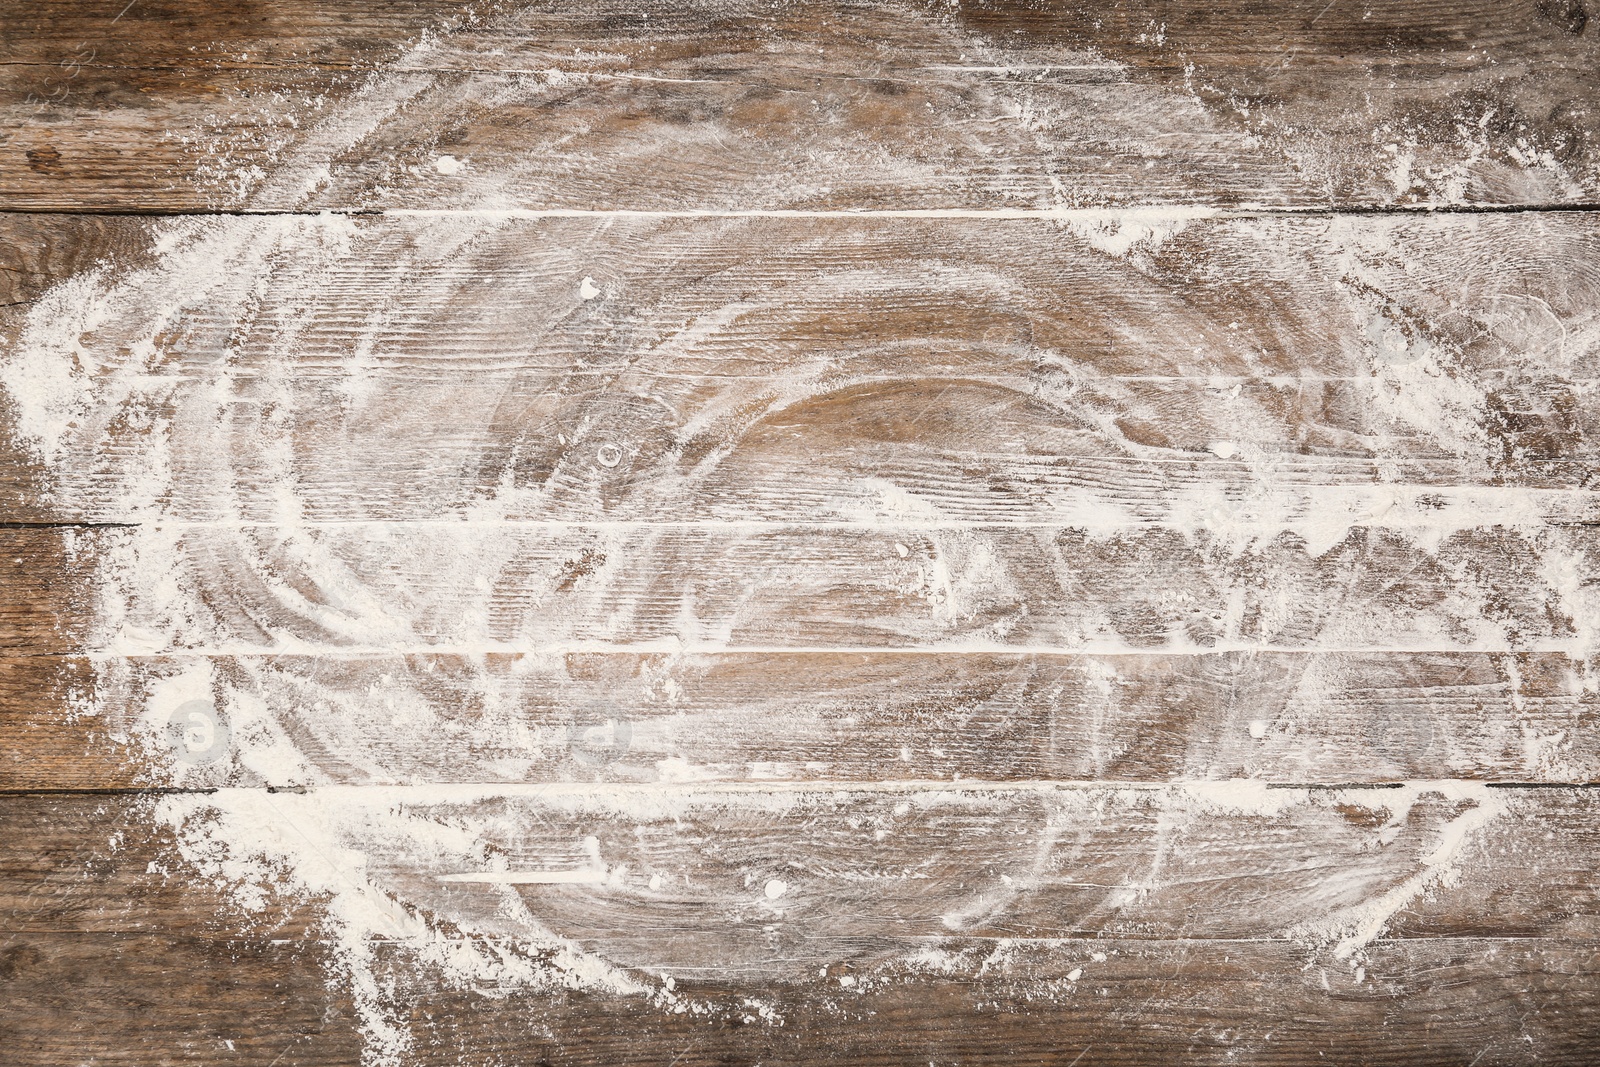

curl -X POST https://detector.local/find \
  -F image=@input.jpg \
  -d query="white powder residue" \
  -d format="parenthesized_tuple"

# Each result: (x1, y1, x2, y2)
(1540, 537, 1600, 689)
(0, 271, 114, 462)
(1182, 779, 1307, 818)
(1285, 782, 1510, 958)
(155, 789, 665, 1065)
(1326, 217, 1493, 459)
(1060, 206, 1215, 258)
(0, 4, 1587, 1062)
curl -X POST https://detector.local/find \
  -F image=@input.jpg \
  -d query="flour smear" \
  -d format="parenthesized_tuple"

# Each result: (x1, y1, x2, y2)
(2, 3, 1595, 1063)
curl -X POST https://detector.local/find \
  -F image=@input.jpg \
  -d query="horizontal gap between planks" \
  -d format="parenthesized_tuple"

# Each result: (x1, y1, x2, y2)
(3, 202, 1600, 220)
(0, 515, 1594, 532)
(0, 521, 138, 530)
(284, 934, 1592, 945)
(4, 780, 1598, 799)
(3, 58, 1581, 78)
(4, 931, 1577, 948)
(62, 642, 1598, 657)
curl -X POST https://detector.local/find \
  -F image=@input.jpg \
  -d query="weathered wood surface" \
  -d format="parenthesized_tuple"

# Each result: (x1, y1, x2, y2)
(5, 1, 1600, 1064)
(6, 650, 1599, 789)
(0, 515, 1596, 787)
(3, 0, 1599, 212)
(4, 524, 1597, 655)
(15, 788, 1600, 944)
(3, 791, 1600, 1063)
(7, 930, 1594, 1066)
(3, 211, 1600, 524)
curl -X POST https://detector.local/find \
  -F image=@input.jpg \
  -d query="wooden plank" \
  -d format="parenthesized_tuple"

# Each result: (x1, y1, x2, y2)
(3, 212, 1599, 525)
(0, 529, 99, 652)
(0, 935, 362, 1067)
(3, 791, 1600, 1064)
(1, 522, 1595, 657)
(6, 931, 1596, 1066)
(375, 935, 1600, 1067)
(4, 650, 1598, 789)
(5, 788, 1600, 952)
(2, 1, 1598, 211)
(169, 785, 1600, 951)
(0, 657, 130, 790)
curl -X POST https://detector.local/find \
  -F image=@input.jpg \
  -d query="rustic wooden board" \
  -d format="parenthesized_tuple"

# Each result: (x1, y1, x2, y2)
(18, 786, 1600, 947)
(6, 1, 1600, 1064)
(3, 792, 1600, 1064)
(7, 930, 1595, 1067)
(2, 519, 1597, 663)
(3, 0, 1599, 212)
(3, 211, 1599, 524)
(6, 649, 1598, 789)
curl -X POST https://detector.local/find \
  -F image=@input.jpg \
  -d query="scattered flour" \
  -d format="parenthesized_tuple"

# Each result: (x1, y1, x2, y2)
(0, 6, 1588, 1065)
(1286, 782, 1510, 958)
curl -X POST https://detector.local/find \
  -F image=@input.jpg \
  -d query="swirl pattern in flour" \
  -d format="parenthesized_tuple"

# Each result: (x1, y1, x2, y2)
(4, 4, 1600, 1064)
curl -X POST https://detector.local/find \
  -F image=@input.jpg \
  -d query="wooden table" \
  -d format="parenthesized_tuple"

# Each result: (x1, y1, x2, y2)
(3, 2, 1599, 1063)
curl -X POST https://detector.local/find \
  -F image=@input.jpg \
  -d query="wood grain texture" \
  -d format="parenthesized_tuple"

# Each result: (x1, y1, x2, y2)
(5, 1, 1600, 1064)
(3, 211, 1598, 524)
(17, 789, 1600, 945)
(4, 793, 1600, 1064)
(9, 522, 1600, 652)
(7, 931, 1595, 1067)
(7, 649, 1599, 789)
(3, 0, 1599, 211)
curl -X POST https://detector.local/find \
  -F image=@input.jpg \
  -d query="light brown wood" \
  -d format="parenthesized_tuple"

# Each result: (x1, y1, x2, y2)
(4, 793, 1600, 1063)
(4, 523, 1597, 654)
(4, 1, 1600, 212)
(4, 2, 1600, 1064)
(3, 212, 1598, 526)
(7, 650, 1599, 789)
(8, 929, 1595, 1066)
(17, 788, 1600, 946)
